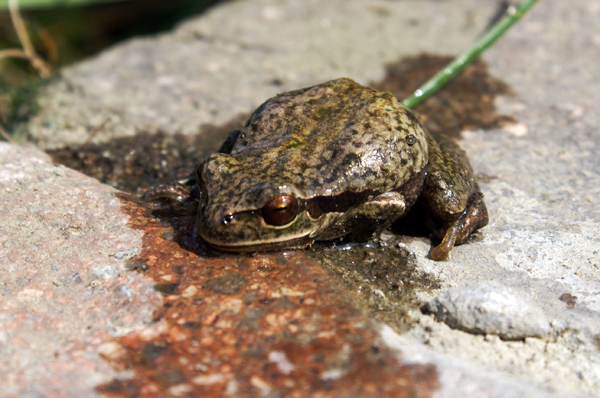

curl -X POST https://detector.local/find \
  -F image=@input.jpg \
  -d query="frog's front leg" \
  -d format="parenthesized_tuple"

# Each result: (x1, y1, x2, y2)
(423, 132, 489, 261)
(317, 191, 407, 242)
(142, 183, 200, 214)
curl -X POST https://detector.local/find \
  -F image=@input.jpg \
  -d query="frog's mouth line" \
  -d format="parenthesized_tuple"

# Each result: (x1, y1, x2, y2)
(199, 232, 316, 253)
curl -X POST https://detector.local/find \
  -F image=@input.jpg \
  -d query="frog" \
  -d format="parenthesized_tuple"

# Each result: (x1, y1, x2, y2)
(190, 78, 488, 261)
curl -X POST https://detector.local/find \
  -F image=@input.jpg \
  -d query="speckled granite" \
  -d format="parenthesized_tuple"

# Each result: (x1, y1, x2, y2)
(0, 144, 162, 397)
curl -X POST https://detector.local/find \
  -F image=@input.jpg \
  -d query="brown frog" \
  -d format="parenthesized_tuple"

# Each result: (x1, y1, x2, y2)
(190, 78, 488, 260)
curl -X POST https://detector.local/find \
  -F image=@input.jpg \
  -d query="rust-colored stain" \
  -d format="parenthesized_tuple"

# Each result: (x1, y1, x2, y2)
(97, 196, 439, 397)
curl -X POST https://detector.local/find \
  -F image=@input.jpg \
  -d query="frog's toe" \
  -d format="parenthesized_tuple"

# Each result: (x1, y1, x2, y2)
(431, 246, 450, 261)
(431, 227, 458, 261)
(430, 192, 488, 261)
(143, 183, 192, 202)
(453, 191, 488, 246)
(142, 183, 198, 214)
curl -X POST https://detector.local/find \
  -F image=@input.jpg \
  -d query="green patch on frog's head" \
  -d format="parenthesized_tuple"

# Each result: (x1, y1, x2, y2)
(284, 139, 304, 150)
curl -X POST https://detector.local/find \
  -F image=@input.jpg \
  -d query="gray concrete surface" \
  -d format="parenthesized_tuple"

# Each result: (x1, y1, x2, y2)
(3, 0, 600, 397)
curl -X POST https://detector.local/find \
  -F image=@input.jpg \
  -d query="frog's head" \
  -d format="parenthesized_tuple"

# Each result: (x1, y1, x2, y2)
(195, 153, 334, 252)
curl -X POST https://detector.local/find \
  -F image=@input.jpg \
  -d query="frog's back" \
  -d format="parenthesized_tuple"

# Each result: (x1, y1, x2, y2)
(231, 78, 428, 195)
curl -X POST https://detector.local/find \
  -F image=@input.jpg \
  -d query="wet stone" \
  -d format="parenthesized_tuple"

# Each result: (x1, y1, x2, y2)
(372, 54, 513, 139)
(46, 117, 247, 196)
(309, 238, 440, 333)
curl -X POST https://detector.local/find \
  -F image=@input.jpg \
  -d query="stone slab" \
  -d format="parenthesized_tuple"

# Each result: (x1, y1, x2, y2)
(3, 0, 600, 397)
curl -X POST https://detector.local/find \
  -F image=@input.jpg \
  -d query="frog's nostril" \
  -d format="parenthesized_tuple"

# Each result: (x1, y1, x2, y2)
(222, 214, 234, 224)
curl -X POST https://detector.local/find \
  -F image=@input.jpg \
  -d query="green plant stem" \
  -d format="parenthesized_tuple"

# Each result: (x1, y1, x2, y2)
(0, 0, 125, 10)
(5, 0, 51, 77)
(402, 0, 538, 109)
(0, 124, 16, 143)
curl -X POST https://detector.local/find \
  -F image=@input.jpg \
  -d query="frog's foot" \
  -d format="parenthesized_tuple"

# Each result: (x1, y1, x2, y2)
(143, 183, 193, 202)
(320, 191, 407, 242)
(143, 183, 199, 214)
(430, 191, 488, 261)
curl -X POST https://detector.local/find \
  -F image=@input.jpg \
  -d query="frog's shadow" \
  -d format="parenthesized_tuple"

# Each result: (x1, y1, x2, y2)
(147, 203, 227, 258)
(390, 205, 431, 241)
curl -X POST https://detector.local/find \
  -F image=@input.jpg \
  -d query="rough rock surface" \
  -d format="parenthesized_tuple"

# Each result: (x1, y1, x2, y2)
(425, 282, 550, 340)
(2, 0, 600, 397)
(0, 144, 161, 397)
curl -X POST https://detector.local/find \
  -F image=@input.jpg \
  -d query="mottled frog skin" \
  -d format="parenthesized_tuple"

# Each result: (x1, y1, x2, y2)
(195, 78, 488, 260)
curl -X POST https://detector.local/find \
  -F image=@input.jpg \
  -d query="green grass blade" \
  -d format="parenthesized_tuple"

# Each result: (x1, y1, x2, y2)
(402, 0, 538, 110)
(0, 0, 128, 10)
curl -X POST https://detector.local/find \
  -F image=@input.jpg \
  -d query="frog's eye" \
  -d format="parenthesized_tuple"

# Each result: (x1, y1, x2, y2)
(262, 195, 299, 226)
